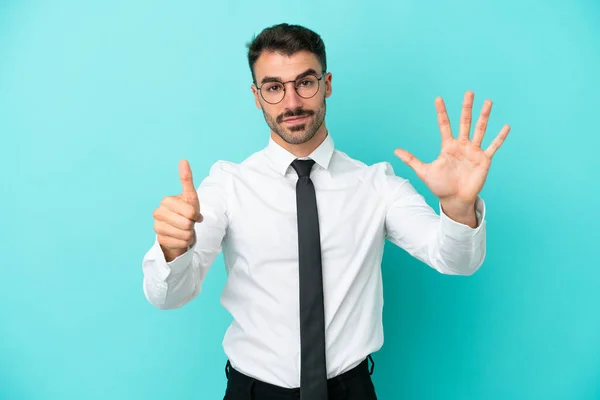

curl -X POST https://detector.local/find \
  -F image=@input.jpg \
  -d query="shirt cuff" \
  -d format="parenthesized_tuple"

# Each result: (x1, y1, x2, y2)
(150, 236, 195, 281)
(439, 196, 486, 238)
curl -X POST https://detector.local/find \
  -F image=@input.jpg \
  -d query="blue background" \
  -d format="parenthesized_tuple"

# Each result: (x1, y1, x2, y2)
(1, 1, 599, 399)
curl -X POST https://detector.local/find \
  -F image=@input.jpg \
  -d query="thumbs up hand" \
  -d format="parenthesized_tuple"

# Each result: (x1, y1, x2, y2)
(153, 160, 204, 262)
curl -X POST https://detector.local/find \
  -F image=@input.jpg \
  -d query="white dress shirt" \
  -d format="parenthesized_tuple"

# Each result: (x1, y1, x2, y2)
(142, 133, 486, 388)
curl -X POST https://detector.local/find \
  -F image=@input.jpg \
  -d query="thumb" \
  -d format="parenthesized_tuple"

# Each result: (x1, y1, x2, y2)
(179, 159, 199, 205)
(394, 148, 426, 179)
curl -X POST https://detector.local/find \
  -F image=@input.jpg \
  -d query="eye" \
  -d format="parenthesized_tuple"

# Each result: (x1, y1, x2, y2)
(265, 83, 283, 92)
(297, 79, 313, 87)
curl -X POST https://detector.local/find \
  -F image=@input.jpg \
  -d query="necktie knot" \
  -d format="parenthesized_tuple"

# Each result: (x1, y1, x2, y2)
(291, 159, 316, 178)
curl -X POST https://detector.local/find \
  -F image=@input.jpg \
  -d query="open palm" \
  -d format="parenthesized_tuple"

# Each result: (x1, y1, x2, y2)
(395, 91, 510, 205)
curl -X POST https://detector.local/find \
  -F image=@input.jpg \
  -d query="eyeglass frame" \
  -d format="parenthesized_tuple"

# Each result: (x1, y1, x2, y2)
(255, 73, 326, 105)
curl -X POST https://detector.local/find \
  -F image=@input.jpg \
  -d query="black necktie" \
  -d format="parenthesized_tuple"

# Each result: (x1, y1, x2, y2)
(291, 159, 328, 400)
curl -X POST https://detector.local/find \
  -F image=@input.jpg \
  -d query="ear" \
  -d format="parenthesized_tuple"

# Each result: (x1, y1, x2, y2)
(251, 84, 262, 110)
(324, 72, 332, 99)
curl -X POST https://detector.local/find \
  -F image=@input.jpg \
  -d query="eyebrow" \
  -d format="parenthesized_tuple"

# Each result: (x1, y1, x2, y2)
(259, 68, 319, 85)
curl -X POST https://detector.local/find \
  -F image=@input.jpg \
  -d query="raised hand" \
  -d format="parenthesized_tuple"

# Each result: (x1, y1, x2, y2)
(394, 91, 510, 222)
(153, 160, 203, 261)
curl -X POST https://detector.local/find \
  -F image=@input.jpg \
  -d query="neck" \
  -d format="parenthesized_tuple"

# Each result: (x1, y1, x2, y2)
(271, 124, 328, 158)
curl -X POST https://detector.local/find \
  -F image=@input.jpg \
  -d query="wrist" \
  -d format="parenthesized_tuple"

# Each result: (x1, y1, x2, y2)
(440, 197, 477, 227)
(162, 246, 188, 263)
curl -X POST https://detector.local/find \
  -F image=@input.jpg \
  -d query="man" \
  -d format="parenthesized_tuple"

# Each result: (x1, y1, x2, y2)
(142, 23, 510, 400)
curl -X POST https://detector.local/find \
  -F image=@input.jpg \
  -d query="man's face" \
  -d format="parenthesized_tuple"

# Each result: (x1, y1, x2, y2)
(251, 50, 332, 145)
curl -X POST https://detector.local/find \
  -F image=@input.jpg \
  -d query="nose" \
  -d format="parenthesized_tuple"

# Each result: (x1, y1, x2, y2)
(281, 82, 303, 109)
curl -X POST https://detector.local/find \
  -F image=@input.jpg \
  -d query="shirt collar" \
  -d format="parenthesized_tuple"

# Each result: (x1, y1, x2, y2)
(265, 133, 335, 176)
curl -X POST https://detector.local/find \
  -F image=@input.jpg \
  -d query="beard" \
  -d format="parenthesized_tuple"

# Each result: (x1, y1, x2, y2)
(262, 97, 326, 145)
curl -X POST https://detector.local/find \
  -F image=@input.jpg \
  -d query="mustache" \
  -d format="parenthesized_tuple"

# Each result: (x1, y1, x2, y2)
(276, 108, 315, 124)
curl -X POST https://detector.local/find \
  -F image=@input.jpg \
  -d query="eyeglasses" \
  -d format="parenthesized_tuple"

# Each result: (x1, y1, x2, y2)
(256, 74, 325, 105)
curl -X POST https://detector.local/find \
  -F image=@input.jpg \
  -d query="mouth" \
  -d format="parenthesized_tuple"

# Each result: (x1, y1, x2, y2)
(283, 115, 309, 124)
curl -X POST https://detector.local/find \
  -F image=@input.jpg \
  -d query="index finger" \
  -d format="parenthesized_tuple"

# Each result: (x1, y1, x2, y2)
(435, 97, 453, 143)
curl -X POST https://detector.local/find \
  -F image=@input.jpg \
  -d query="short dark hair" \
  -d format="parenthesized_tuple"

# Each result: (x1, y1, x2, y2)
(246, 23, 327, 84)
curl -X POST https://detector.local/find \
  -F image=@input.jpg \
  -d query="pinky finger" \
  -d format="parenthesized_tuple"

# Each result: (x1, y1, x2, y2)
(484, 124, 511, 158)
(158, 235, 189, 251)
